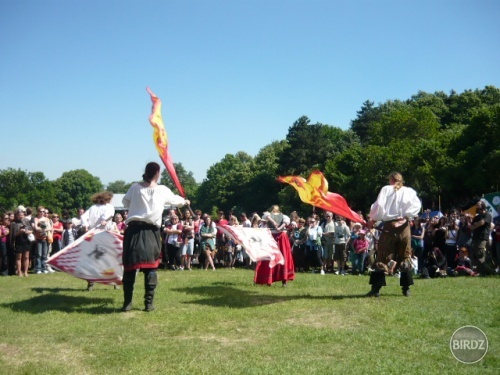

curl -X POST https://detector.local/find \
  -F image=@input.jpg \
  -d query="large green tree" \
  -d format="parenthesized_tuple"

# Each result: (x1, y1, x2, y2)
(106, 180, 132, 193)
(0, 169, 57, 212)
(53, 170, 103, 211)
(160, 162, 199, 206)
(196, 152, 254, 215)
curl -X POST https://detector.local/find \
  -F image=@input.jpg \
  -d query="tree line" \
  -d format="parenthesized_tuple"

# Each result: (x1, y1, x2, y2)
(1, 86, 499, 218)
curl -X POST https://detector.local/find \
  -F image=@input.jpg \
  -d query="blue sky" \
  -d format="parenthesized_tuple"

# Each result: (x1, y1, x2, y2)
(1, 0, 499, 186)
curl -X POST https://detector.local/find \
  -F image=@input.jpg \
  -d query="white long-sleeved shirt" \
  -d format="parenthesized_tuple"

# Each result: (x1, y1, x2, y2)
(123, 183, 186, 227)
(87, 203, 115, 230)
(369, 185, 421, 222)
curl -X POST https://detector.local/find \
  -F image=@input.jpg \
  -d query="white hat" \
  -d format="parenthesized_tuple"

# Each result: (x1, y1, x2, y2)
(17, 205, 26, 212)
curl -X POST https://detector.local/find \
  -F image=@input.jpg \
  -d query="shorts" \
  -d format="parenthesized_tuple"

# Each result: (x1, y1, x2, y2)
(334, 243, 347, 261)
(323, 243, 335, 260)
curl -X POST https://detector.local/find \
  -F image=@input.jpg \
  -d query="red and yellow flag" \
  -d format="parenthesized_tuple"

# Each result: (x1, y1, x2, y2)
(146, 87, 185, 197)
(278, 170, 365, 224)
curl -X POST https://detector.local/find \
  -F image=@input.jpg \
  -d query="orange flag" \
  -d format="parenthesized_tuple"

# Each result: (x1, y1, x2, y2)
(278, 170, 365, 224)
(146, 87, 185, 197)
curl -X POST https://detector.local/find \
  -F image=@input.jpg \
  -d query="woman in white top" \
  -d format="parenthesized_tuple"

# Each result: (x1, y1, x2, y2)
(121, 162, 189, 312)
(85, 191, 119, 291)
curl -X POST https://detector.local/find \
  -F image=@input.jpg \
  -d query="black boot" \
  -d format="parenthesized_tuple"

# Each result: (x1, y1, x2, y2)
(144, 269, 158, 312)
(121, 270, 136, 312)
(86, 281, 94, 292)
(366, 285, 380, 297)
(400, 269, 414, 297)
(367, 269, 386, 297)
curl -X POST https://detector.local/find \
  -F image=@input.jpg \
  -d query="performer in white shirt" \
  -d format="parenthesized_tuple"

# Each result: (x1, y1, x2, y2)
(367, 172, 421, 297)
(85, 191, 116, 291)
(121, 162, 190, 312)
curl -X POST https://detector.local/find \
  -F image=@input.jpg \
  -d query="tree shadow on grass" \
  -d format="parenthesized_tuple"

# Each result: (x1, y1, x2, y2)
(2, 291, 117, 314)
(172, 284, 333, 308)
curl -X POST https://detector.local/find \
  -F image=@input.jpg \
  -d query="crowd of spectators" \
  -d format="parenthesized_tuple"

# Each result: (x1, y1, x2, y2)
(1, 201, 499, 280)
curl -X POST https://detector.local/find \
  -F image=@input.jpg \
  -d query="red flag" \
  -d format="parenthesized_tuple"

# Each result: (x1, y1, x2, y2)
(146, 87, 186, 197)
(278, 170, 365, 224)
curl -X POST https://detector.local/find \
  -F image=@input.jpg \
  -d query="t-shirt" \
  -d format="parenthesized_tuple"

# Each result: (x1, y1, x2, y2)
(472, 212, 492, 241)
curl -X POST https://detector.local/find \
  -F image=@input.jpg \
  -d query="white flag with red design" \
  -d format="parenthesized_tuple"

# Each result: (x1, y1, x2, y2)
(216, 225, 284, 267)
(47, 229, 123, 285)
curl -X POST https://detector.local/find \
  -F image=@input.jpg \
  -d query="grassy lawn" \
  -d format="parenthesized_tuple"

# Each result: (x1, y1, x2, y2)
(0, 268, 498, 374)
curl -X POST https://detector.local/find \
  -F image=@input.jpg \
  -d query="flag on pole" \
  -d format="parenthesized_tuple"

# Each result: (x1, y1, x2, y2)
(216, 225, 284, 268)
(146, 87, 186, 197)
(47, 229, 123, 285)
(278, 170, 365, 224)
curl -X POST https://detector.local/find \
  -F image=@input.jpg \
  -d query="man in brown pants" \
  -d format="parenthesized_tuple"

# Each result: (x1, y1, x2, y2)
(367, 172, 421, 297)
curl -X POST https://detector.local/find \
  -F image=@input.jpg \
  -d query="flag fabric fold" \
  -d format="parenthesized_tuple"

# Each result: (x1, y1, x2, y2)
(278, 170, 365, 224)
(147, 87, 186, 197)
(216, 225, 285, 268)
(47, 229, 123, 285)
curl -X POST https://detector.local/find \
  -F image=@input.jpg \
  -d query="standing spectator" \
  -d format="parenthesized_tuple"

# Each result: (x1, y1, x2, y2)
(33, 206, 52, 274)
(240, 212, 251, 227)
(72, 208, 89, 238)
(50, 213, 64, 255)
(468, 200, 493, 275)
(352, 230, 369, 275)
(114, 213, 126, 235)
(164, 215, 183, 270)
(62, 219, 78, 248)
(200, 215, 217, 271)
(0, 214, 10, 276)
(333, 216, 350, 275)
(320, 212, 336, 273)
(10, 210, 33, 277)
(121, 161, 190, 312)
(291, 218, 307, 272)
(180, 209, 195, 270)
(305, 216, 323, 274)
(411, 218, 425, 273)
(444, 217, 459, 269)
(456, 214, 472, 251)
(366, 172, 421, 297)
(215, 210, 228, 265)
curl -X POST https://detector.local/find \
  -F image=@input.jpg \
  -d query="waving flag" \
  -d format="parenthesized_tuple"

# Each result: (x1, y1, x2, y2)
(216, 225, 284, 268)
(47, 229, 123, 285)
(278, 170, 365, 224)
(147, 87, 186, 197)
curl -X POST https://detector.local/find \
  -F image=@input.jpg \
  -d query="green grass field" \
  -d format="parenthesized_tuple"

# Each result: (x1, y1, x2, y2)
(0, 268, 498, 375)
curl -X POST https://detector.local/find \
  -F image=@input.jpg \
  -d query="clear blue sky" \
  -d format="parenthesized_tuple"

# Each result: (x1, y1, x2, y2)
(1, 0, 499, 186)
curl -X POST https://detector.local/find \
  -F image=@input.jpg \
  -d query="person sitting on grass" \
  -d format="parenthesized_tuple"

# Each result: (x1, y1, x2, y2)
(421, 247, 446, 279)
(454, 247, 477, 276)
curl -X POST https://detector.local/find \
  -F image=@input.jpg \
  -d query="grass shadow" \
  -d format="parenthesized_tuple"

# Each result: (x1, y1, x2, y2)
(172, 283, 333, 308)
(2, 294, 117, 314)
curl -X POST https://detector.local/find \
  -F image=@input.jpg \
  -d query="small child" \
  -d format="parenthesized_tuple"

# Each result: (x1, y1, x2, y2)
(454, 247, 476, 276)
(62, 219, 78, 248)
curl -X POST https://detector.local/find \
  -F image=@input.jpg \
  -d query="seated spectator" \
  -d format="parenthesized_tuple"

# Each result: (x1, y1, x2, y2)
(454, 247, 477, 276)
(421, 247, 447, 278)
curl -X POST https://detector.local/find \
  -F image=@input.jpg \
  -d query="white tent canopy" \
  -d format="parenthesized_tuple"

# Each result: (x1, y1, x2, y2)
(111, 194, 126, 211)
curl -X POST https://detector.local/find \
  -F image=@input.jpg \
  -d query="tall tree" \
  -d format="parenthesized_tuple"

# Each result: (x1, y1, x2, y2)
(196, 152, 254, 214)
(107, 180, 132, 194)
(160, 162, 199, 205)
(53, 170, 103, 211)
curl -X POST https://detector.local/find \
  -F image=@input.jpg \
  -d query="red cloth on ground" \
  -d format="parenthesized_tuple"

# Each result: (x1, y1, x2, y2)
(254, 232, 295, 285)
